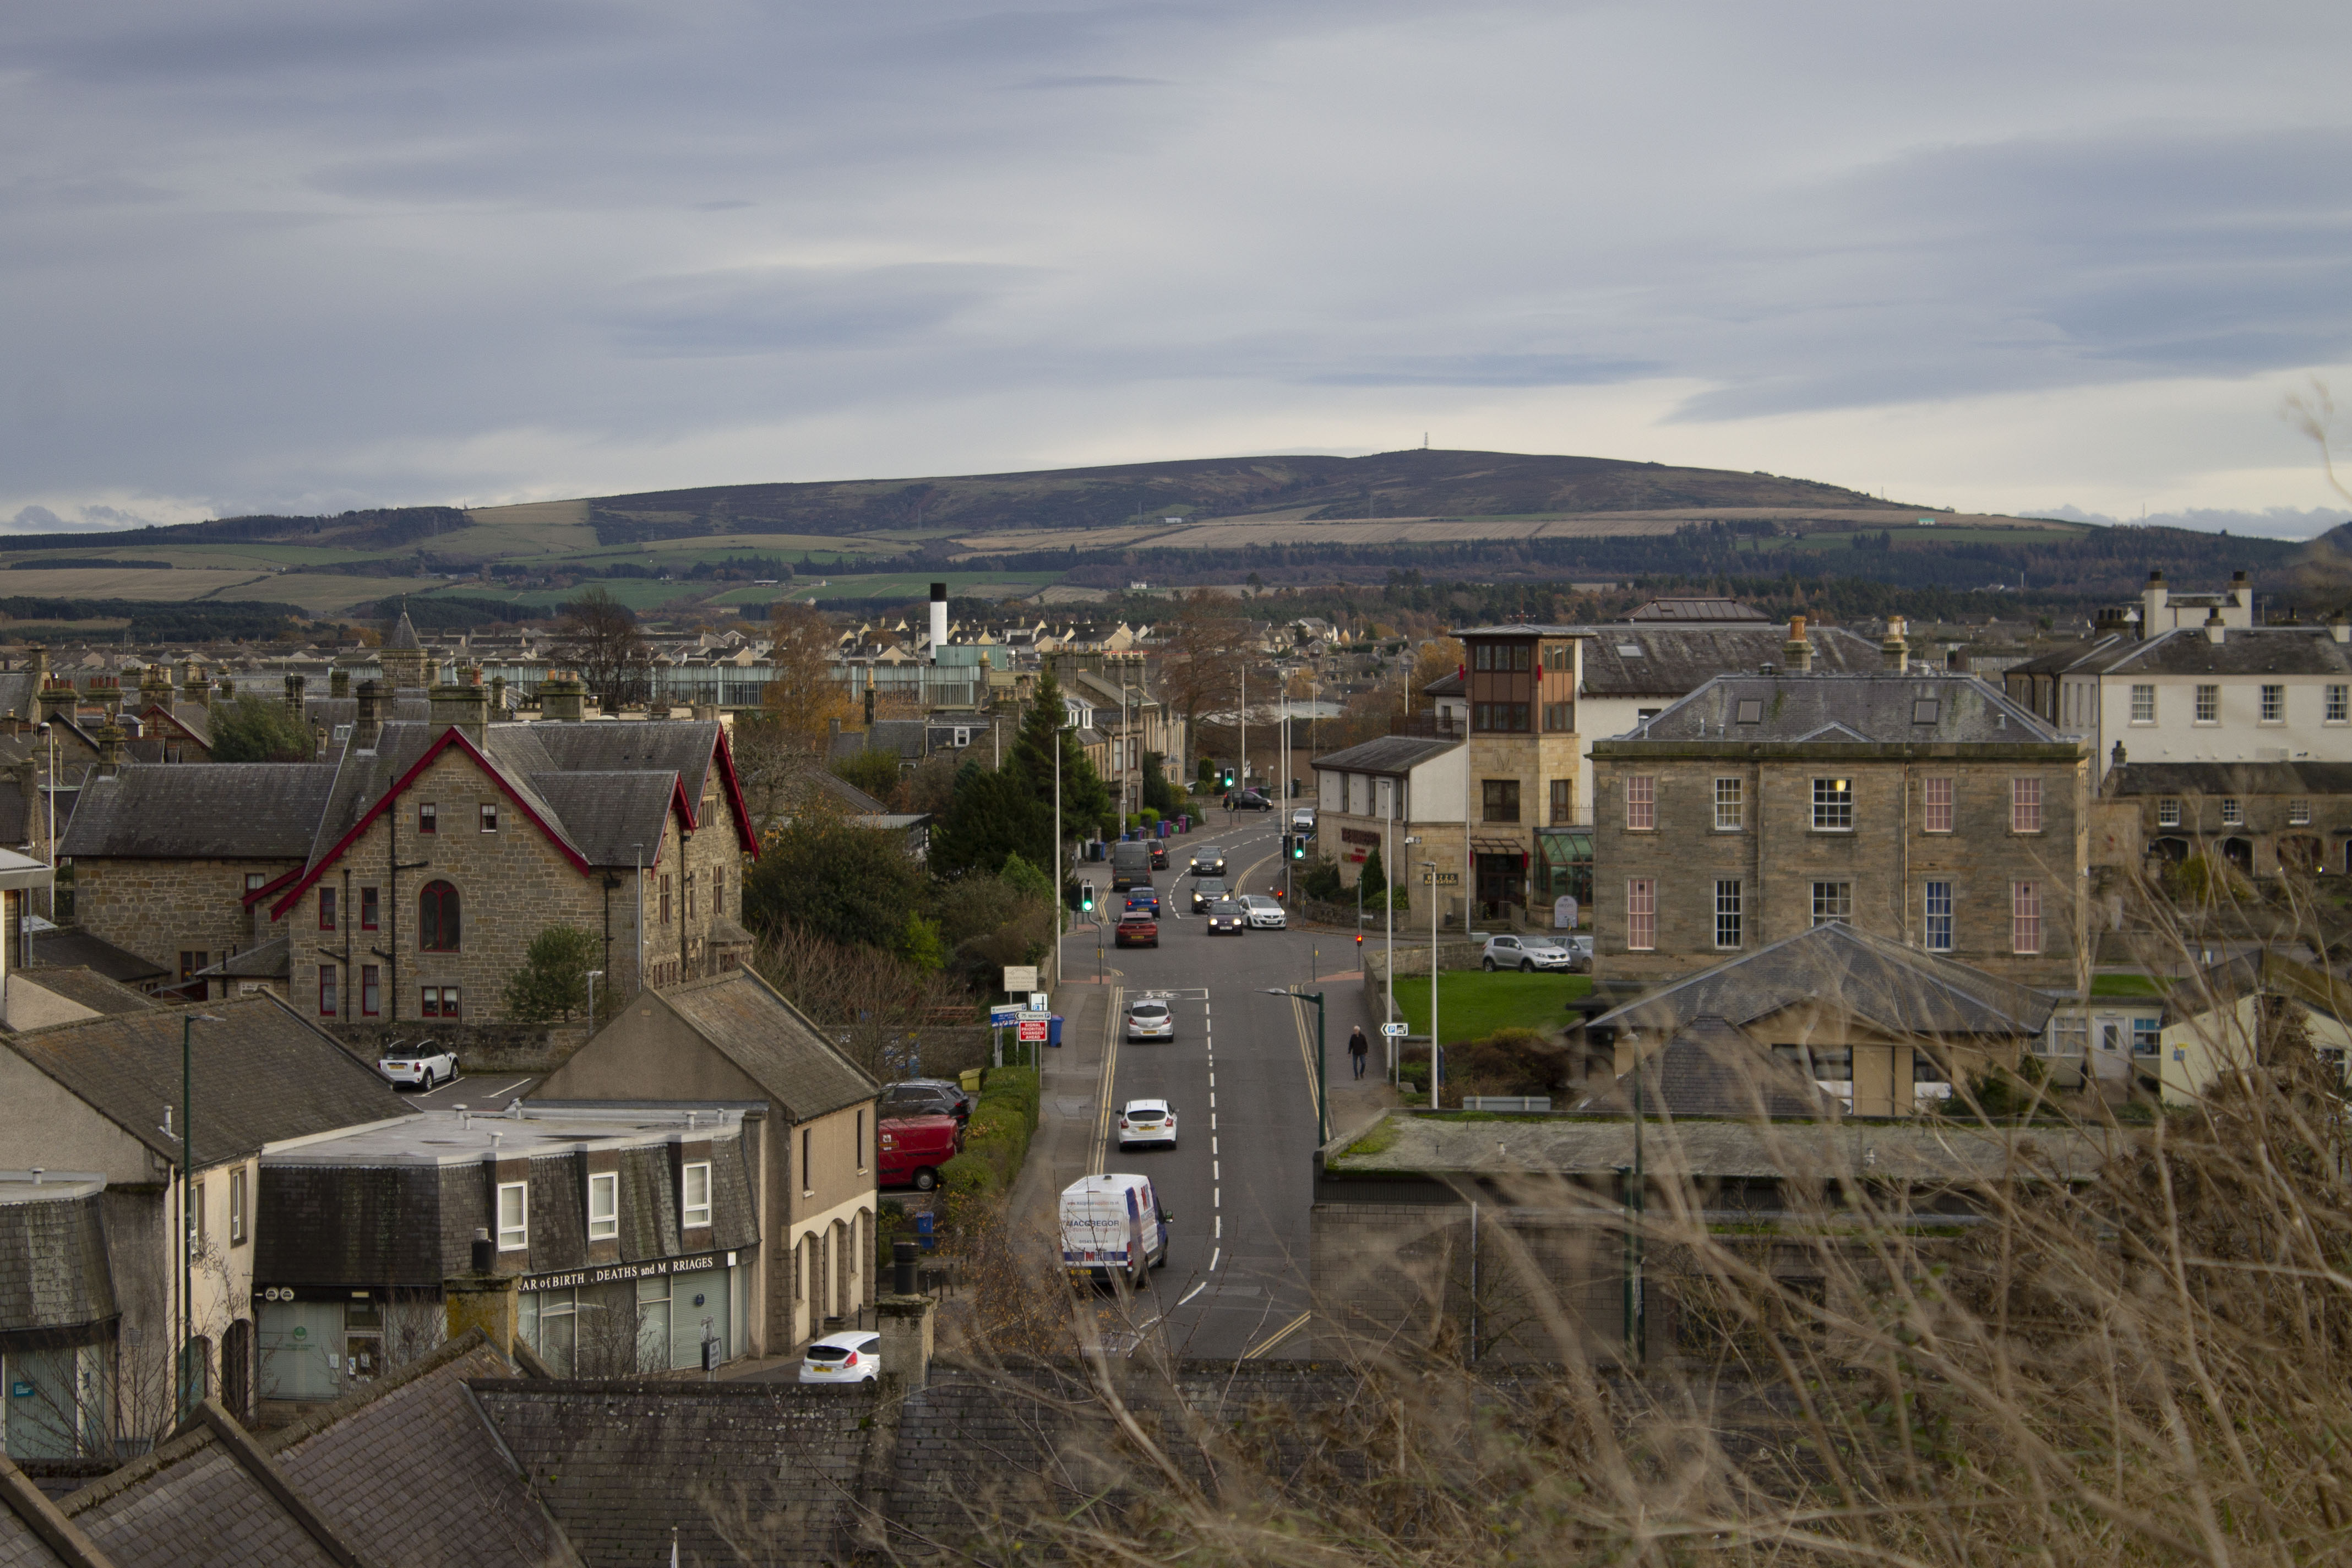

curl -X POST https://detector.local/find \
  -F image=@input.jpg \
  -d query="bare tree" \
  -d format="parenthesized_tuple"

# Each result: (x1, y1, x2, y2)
(759, 601, 850, 753)
(553, 586, 651, 711)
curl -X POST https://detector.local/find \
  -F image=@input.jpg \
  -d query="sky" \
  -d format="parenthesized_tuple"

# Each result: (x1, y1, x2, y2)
(7, 1, 2351, 535)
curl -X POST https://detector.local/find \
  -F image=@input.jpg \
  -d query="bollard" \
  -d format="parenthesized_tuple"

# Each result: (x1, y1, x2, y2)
(894, 1239, 920, 1296)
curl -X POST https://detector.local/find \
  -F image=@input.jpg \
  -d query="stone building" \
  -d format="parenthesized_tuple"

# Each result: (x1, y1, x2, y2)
(1308, 734, 1467, 897)
(2097, 758, 2352, 878)
(1450, 623, 1592, 918)
(1590, 666, 2090, 993)
(533, 967, 881, 1357)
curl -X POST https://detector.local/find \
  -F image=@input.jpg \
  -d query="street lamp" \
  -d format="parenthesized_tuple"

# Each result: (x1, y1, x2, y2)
(179, 1010, 225, 1421)
(1265, 987, 1327, 1145)
(1421, 858, 1440, 1103)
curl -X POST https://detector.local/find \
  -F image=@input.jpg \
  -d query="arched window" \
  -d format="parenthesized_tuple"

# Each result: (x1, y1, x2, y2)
(420, 880, 461, 951)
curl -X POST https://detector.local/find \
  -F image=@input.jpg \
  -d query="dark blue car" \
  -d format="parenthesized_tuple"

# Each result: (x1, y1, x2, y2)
(1124, 886, 1161, 917)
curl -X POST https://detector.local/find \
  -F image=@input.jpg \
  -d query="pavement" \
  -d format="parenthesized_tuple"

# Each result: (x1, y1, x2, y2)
(1007, 813, 1399, 1359)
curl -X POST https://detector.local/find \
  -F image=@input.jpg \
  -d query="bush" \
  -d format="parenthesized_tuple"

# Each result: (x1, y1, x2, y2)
(982, 1065, 1040, 1130)
(937, 1151, 999, 1195)
(941, 1068, 1041, 1194)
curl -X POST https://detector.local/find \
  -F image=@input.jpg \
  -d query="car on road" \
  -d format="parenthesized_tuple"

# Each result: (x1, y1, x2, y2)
(1116, 1098, 1179, 1149)
(1148, 841, 1169, 869)
(1188, 847, 1227, 875)
(1115, 914, 1159, 948)
(1124, 997, 1175, 1042)
(881, 1079, 975, 1124)
(378, 1039, 458, 1090)
(801, 1330, 881, 1384)
(1230, 790, 1273, 810)
(1482, 933, 1577, 971)
(1059, 1174, 1170, 1283)
(877, 1113, 962, 1190)
(1189, 876, 1229, 912)
(1290, 808, 1315, 832)
(1124, 886, 1161, 917)
(1240, 894, 1287, 929)
(1206, 899, 1248, 934)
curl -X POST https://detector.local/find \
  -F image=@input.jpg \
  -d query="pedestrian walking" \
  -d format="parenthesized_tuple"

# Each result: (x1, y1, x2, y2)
(1347, 1025, 1369, 1080)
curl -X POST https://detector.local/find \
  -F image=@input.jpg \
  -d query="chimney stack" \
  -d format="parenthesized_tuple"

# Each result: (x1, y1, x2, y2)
(444, 1228, 520, 1360)
(284, 674, 306, 725)
(430, 669, 491, 746)
(182, 662, 209, 710)
(355, 679, 384, 750)
(2204, 608, 2228, 645)
(37, 679, 75, 727)
(140, 663, 173, 716)
(2143, 569, 2169, 632)
(540, 670, 586, 722)
(23, 646, 47, 723)
(2332, 610, 2350, 645)
(94, 720, 123, 778)
(929, 582, 949, 663)
(1784, 615, 1813, 674)
(330, 666, 350, 699)
(1880, 615, 1908, 671)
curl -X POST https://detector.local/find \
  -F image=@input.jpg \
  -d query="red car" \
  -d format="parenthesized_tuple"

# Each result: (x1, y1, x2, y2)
(878, 1113, 963, 1191)
(1115, 914, 1159, 948)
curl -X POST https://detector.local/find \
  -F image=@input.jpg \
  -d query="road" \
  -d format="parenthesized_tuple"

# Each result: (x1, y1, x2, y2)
(1051, 810, 1383, 1359)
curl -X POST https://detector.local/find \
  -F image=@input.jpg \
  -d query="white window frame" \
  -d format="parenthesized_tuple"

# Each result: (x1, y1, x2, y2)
(2195, 684, 2219, 724)
(1625, 775, 1655, 831)
(481, 801, 500, 832)
(1812, 777, 1854, 832)
(587, 1172, 618, 1241)
(2261, 684, 2285, 723)
(1811, 881, 1852, 927)
(683, 1162, 712, 1229)
(2329, 684, 2349, 724)
(2158, 798, 2181, 827)
(2012, 881, 2042, 955)
(2291, 798, 2312, 826)
(2011, 776, 2043, 834)
(497, 1182, 529, 1251)
(1626, 878, 1656, 951)
(1922, 776, 1953, 834)
(2221, 798, 2243, 826)
(2130, 684, 2155, 724)
(1712, 776, 1744, 831)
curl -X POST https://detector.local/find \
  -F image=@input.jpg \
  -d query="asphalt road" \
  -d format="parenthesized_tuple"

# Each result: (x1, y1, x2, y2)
(1058, 810, 1358, 1359)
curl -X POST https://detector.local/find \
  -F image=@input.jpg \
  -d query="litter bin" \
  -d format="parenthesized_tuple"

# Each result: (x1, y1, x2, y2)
(1155, 820, 1169, 839)
(916, 1211, 936, 1252)
(1047, 1014, 1064, 1048)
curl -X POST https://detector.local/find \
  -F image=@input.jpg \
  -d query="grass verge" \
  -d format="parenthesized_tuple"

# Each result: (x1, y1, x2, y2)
(1392, 969, 1591, 1042)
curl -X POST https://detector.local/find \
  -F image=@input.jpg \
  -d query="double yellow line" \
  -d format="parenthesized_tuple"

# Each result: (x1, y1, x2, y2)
(1091, 984, 1124, 1174)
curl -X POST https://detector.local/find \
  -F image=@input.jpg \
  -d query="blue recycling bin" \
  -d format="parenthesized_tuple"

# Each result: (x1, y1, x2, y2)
(1156, 820, 1168, 839)
(1047, 1014, 1064, 1048)
(916, 1211, 936, 1252)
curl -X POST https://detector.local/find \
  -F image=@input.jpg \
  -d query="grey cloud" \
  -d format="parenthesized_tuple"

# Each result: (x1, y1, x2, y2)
(601, 262, 1039, 359)
(1307, 353, 1659, 388)
(1014, 75, 1169, 89)
(2035, 504, 2350, 541)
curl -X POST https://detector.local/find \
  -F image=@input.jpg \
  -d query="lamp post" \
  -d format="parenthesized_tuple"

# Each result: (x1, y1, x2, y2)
(1265, 988, 1327, 1145)
(1422, 858, 1440, 1103)
(585, 969, 604, 1027)
(179, 1010, 224, 1422)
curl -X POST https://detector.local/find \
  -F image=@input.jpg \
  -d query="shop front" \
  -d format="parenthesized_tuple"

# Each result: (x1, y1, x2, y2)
(519, 1251, 750, 1377)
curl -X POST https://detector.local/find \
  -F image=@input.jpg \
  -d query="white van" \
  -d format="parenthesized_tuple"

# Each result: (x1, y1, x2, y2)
(1059, 1174, 1171, 1283)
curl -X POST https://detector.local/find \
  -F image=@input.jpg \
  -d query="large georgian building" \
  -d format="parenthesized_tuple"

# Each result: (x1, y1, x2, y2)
(1591, 665, 2090, 993)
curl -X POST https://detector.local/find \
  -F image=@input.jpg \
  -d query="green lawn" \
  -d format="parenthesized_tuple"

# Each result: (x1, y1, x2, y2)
(2089, 972, 2166, 999)
(1392, 969, 1591, 1043)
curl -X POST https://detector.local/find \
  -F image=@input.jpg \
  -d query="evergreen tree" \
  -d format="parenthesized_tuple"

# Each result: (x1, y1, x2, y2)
(1009, 668, 1112, 841)
(929, 763, 1052, 879)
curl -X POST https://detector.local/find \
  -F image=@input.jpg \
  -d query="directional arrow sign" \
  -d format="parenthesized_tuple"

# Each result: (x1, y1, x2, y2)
(1380, 1022, 1409, 1037)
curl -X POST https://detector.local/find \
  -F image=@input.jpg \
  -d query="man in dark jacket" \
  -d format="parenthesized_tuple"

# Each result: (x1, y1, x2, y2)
(1347, 1025, 1370, 1080)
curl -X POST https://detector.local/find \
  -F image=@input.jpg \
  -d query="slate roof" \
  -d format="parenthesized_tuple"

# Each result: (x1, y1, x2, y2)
(2106, 761, 2352, 798)
(0, 1180, 115, 1339)
(1626, 597, 1771, 622)
(1579, 625, 1883, 698)
(655, 971, 879, 1122)
(60, 766, 339, 859)
(1421, 669, 1464, 698)
(1606, 672, 2068, 750)
(526, 721, 723, 806)
(265, 1333, 579, 1568)
(388, 611, 423, 650)
(302, 694, 432, 732)
(2, 995, 415, 1165)
(2008, 625, 2352, 679)
(13, 968, 163, 1017)
(527, 774, 685, 866)
(0, 1463, 88, 1566)
(1587, 922, 2057, 1042)
(1574, 1017, 1847, 1119)
(192, 935, 288, 982)
(58, 1402, 353, 1568)
(18, 933, 166, 988)
(136, 703, 210, 750)
(806, 769, 888, 814)
(1309, 734, 1462, 777)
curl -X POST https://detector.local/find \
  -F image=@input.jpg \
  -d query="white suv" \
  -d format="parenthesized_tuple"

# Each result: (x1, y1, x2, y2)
(1480, 934, 1576, 972)
(1289, 808, 1315, 832)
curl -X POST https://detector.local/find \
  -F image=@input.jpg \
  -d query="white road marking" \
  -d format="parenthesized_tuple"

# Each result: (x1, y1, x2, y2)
(1209, 1247, 1221, 1271)
(1214, 1189, 1221, 1208)
(472, 1077, 532, 1101)
(1213, 1161, 1220, 1180)
(1211, 1137, 1218, 1155)
(1216, 1216, 1222, 1238)
(1178, 1281, 1208, 1307)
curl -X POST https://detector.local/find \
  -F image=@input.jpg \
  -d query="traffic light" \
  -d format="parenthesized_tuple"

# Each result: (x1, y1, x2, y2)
(1279, 833, 1292, 858)
(1290, 834, 1306, 860)
(1220, 766, 1236, 788)
(1080, 879, 1096, 913)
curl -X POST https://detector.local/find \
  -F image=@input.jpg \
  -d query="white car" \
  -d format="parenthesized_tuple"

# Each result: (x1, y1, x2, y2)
(378, 1039, 458, 1090)
(1117, 1098, 1178, 1148)
(1290, 808, 1315, 832)
(1125, 998, 1175, 1042)
(1241, 894, 1287, 929)
(1481, 934, 1576, 972)
(801, 1330, 881, 1383)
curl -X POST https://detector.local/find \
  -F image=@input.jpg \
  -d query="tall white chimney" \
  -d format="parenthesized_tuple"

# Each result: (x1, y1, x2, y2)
(929, 582, 949, 662)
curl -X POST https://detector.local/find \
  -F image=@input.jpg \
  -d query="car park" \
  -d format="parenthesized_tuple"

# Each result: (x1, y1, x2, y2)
(1124, 886, 1161, 917)
(1125, 998, 1175, 1042)
(1482, 933, 1577, 971)
(877, 1113, 962, 1190)
(881, 1079, 974, 1124)
(1206, 899, 1247, 934)
(1189, 876, 1229, 912)
(1240, 894, 1287, 929)
(377, 1039, 458, 1090)
(1188, 847, 1227, 875)
(1116, 1098, 1178, 1149)
(801, 1330, 881, 1383)
(1115, 914, 1159, 948)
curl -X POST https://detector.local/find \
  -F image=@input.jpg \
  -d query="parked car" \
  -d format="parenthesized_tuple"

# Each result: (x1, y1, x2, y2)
(1231, 791, 1273, 810)
(877, 1113, 962, 1190)
(1206, 899, 1248, 934)
(1116, 1098, 1179, 1149)
(1190, 876, 1229, 912)
(1290, 808, 1315, 832)
(1188, 846, 1227, 875)
(1564, 934, 1594, 965)
(881, 1079, 974, 1124)
(1148, 841, 1169, 869)
(377, 1039, 458, 1090)
(1240, 894, 1287, 929)
(1059, 1173, 1170, 1283)
(1124, 886, 1161, 917)
(1125, 997, 1175, 1042)
(1115, 914, 1159, 948)
(1482, 933, 1577, 972)
(801, 1330, 881, 1384)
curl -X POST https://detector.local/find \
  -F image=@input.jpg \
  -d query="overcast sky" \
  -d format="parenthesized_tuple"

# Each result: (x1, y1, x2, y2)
(7, 1, 2350, 534)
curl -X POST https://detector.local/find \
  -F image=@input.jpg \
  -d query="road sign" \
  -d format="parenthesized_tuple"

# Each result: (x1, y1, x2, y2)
(1029, 992, 1050, 1012)
(988, 1004, 1021, 1026)
(1003, 965, 1039, 992)
(1017, 1019, 1049, 1043)
(1017, 1009, 1049, 1023)
(1420, 870, 1461, 885)
(1380, 1022, 1409, 1037)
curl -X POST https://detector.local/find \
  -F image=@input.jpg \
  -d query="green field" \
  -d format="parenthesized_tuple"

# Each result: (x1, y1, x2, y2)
(1394, 969, 1591, 1043)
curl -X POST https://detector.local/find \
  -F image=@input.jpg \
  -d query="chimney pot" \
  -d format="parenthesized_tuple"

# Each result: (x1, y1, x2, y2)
(2204, 609, 2228, 645)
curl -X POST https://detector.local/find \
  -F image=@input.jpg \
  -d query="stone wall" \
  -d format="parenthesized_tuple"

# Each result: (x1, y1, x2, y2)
(1592, 752, 2090, 992)
(75, 855, 301, 978)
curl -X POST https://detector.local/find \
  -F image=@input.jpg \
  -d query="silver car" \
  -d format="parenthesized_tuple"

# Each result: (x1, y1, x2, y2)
(1125, 997, 1175, 1042)
(1240, 894, 1287, 929)
(1481, 934, 1575, 972)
